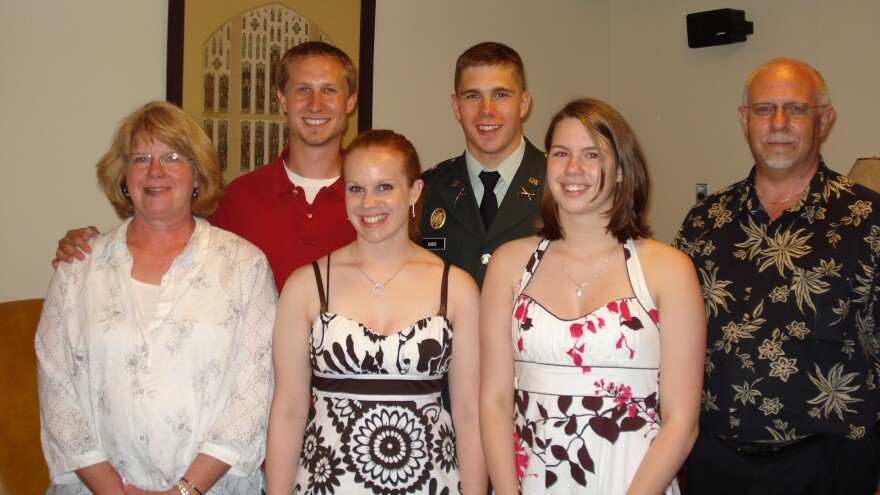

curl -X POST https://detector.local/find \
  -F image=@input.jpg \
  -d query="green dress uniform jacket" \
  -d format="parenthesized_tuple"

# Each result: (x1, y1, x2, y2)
(419, 139, 546, 287)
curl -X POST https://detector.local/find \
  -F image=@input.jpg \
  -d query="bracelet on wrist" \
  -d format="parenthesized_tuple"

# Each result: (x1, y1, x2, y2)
(180, 476, 204, 495)
(175, 481, 190, 495)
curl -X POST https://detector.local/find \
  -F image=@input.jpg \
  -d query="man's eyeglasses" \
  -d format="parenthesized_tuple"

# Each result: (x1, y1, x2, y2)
(744, 102, 824, 118)
(129, 152, 192, 169)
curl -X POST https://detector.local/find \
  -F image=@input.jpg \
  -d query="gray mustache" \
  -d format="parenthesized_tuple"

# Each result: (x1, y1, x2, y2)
(761, 134, 799, 144)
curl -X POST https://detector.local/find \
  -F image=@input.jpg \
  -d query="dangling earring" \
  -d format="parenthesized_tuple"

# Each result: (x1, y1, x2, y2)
(192, 186, 199, 198)
(122, 184, 130, 197)
(411, 203, 415, 218)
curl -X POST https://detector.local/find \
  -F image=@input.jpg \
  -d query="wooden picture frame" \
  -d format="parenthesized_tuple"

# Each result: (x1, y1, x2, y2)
(165, 0, 374, 178)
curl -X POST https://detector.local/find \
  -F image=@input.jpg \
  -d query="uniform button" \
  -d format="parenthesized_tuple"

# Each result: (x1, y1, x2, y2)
(307, 213, 313, 219)
(481, 253, 492, 265)
(292, 189, 298, 194)
(139, 435, 145, 441)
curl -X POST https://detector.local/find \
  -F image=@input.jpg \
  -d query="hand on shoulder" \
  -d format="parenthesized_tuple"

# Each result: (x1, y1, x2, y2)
(52, 226, 100, 268)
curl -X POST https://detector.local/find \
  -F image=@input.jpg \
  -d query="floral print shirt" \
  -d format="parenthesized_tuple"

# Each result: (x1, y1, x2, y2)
(36, 217, 276, 492)
(674, 161, 880, 442)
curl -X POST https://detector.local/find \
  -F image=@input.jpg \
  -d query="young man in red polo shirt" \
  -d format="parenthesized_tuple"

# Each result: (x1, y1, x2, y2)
(55, 42, 357, 290)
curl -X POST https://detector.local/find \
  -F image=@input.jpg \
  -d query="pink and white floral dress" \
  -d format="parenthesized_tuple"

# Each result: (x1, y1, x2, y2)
(512, 238, 678, 495)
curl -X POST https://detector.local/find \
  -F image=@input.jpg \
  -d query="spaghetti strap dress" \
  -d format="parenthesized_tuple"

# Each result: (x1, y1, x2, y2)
(293, 257, 461, 494)
(512, 238, 679, 495)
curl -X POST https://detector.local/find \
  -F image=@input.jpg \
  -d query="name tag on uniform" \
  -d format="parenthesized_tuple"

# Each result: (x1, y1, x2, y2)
(422, 238, 446, 251)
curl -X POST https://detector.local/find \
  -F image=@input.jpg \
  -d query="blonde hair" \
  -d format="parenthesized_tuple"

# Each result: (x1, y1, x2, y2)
(97, 101, 223, 218)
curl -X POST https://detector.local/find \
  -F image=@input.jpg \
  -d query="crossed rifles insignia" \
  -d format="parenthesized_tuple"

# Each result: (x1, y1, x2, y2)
(519, 176, 540, 202)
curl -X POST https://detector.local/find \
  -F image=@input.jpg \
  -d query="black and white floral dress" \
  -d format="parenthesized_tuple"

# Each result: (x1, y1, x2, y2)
(293, 260, 461, 495)
(512, 239, 678, 494)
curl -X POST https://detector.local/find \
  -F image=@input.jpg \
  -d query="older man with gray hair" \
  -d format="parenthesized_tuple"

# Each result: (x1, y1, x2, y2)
(675, 58, 880, 494)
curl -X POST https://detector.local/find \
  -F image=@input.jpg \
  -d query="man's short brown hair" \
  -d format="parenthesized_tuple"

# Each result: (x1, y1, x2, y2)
(276, 41, 358, 96)
(454, 42, 526, 93)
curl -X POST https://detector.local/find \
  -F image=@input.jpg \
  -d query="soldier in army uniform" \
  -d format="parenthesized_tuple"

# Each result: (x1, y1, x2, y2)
(420, 42, 545, 287)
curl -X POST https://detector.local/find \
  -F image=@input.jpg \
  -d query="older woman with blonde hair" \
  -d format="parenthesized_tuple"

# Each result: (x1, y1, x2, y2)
(36, 101, 276, 495)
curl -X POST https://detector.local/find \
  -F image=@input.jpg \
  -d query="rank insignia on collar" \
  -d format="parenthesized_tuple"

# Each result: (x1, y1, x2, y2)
(529, 177, 539, 186)
(430, 208, 447, 229)
(454, 188, 467, 204)
(519, 186, 535, 202)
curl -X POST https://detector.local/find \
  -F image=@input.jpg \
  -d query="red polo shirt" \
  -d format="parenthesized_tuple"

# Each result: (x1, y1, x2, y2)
(209, 147, 356, 289)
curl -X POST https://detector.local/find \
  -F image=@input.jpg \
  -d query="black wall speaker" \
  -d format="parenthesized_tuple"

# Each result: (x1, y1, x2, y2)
(686, 8, 753, 48)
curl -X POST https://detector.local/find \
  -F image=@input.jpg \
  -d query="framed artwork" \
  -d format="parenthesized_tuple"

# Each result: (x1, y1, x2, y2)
(166, 0, 375, 183)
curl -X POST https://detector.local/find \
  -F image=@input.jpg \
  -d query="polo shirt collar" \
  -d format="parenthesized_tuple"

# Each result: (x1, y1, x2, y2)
(270, 146, 345, 199)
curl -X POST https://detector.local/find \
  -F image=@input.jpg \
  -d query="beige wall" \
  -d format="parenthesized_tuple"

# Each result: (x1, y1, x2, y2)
(373, 0, 880, 242)
(1, 1, 167, 302)
(372, 0, 612, 170)
(608, 0, 880, 242)
(4, 0, 880, 301)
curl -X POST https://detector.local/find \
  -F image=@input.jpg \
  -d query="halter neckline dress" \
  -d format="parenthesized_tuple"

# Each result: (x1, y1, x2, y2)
(512, 238, 678, 494)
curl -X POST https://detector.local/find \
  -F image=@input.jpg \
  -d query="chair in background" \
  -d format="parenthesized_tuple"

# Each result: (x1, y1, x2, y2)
(0, 298, 49, 494)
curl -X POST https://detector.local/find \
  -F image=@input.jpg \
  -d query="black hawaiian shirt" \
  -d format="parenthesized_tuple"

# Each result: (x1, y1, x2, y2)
(674, 160, 880, 442)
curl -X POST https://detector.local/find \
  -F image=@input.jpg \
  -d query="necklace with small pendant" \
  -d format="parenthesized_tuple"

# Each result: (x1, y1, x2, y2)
(560, 243, 618, 298)
(350, 244, 415, 297)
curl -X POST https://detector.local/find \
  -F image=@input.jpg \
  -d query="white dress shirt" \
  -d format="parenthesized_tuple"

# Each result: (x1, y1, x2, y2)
(465, 136, 526, 207)
(36, 217, 276, 494)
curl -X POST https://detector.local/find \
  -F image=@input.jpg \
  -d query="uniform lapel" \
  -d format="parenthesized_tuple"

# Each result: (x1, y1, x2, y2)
(486, 145, 543, 238)
(445, 156, 486, 242)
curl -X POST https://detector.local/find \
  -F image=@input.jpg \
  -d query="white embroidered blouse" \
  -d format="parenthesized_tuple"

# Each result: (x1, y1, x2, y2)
(36, 217, 276, 493)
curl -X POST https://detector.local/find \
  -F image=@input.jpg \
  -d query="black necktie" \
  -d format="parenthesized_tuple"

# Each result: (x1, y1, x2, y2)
(479, 170, 501, 229)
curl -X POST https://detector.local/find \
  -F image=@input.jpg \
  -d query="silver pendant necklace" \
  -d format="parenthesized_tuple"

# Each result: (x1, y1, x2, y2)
(560, 243, 617, 298)
(350, 244, 415, 297)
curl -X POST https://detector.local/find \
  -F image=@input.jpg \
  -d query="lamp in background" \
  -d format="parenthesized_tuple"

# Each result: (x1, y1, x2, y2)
(848, 157, 880, 193)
